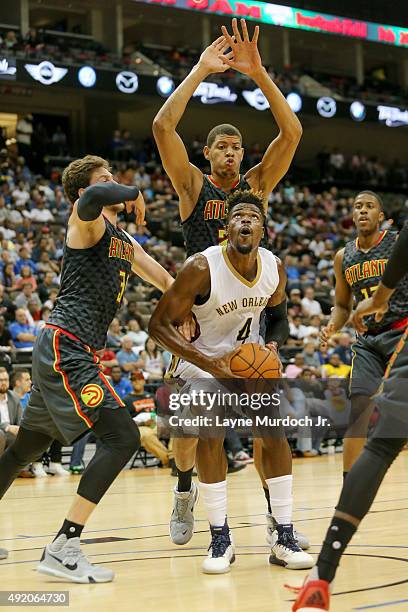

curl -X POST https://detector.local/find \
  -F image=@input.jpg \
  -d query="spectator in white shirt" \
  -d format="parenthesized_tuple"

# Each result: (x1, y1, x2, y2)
(301, 287, 322, 317)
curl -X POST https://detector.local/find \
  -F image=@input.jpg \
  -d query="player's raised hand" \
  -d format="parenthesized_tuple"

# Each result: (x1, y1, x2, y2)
(177, 313, 198, 342)
(220, 18, 262, 78)
(125, 191, 146, 225)
(198, 36, 232, 75)
(320, 322, 336, 348)
(351, 297, 389, 334)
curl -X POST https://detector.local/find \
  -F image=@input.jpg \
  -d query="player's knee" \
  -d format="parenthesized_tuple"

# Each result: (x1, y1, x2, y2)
(365, 436, 406, 465)
(117, 420, 140, 459)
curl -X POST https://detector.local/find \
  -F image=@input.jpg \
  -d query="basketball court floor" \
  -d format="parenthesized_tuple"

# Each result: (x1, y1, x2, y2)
(1, 452, 407, 611)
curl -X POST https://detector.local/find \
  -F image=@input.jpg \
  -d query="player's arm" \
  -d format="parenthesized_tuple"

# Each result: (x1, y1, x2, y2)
(130, 236, 173, 294)
(152, 37, 230, 219)
(264, 258, 289, 349)
(68, 182, 142, 246)
(351, 221, 408, 333)
(148, 255, 233, 378)
(320, 249, 353, 346)
(221, 19, 302, 196)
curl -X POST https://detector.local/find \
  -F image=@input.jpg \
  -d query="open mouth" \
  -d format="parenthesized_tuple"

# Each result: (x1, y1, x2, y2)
(240, 227, 252, 236)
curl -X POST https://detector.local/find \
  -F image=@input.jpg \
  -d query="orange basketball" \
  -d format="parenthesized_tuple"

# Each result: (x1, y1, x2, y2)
(229, 343, 281, 379)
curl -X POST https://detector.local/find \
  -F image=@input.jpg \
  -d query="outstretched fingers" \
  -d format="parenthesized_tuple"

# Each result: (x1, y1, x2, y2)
(231, 17, 243, 43)
(251, 25, 260, 45)
(240, 18, 249, 42)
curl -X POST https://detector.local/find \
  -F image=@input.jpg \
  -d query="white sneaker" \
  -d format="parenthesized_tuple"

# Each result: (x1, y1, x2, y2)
(32, 462, 48, 477)
(269, 524, 314, 570)
(266, 513, 310, 550)
(37, 535, 114, 583)
(47, 462, 69, 476)
(202, 521, 235, 574)
(233, 450, 254, 464)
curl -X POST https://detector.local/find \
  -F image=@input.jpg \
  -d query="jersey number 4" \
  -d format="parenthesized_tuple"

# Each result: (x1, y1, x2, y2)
(361, 285, 379, 300)
(236, 317, 253, 343)
(117, 270, 129, 304)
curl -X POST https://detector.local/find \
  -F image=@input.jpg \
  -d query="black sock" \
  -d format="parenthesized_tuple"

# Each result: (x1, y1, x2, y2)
(263, 487, 272, 514)
(54, 519, 84, 541)
(343, 471, 348, 481)
(317, 517, 357, 583)
(177, 467, 193, 492)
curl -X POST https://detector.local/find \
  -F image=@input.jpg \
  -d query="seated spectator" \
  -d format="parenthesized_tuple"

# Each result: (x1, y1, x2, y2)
(15, 264, 38, 291)
(0, 283, 16, 321)
(301, 287, 322, 317)
(98, 348, 119, 376)
(106, 317, 124, 348)
(43, 288, 58, 311)
(38, 271, 58, 302)
(36, 251, 60, 275)
(0, 367, 22, 457)
(287, 288, 302, 316)
(2, 263, 18, 294)
(140, 337, 164, 381)
(0, 315, 13, 351)
(124, 371, 173, 468)
(15, 282, 41, 310)
(36, 305, 51, 330)
(302, 342, 321, 371)
(289, 315, 311, 344)
(127, 316, 148, 349)
(9, 308, 38, 349)
(27, 197, 55, 223)
(119, 300, 140, 326)
(332, 332, 353, 366)
(117, 336, 143, 373)
(14, 246, 37, 276)
(11, 369, 31, 411)
(285, 354, 305, 379)
(109, 365, 132, 399)
(321, 353, 351, 379)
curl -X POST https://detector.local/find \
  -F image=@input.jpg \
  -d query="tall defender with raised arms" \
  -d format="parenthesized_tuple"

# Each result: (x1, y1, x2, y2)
(153, 17, 309, 555)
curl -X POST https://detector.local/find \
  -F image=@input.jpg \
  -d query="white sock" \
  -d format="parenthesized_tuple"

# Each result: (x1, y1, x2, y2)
(265, 475, 293, 525)
(199, 480, 227, 527)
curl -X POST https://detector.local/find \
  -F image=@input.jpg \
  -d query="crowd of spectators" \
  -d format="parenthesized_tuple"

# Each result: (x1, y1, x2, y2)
(0, 134, 406, 470)
(1, 26, 406, 105)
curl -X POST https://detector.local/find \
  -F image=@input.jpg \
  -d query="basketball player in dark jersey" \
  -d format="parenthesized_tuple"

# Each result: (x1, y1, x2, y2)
(293, 225, 408, 610)
(320, 190, 408, 479)
(0, 155, 176, 584)
(153, 18, 308, 553)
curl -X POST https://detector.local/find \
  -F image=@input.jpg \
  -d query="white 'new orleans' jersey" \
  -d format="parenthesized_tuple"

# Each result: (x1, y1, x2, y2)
(173, 244, 279, 378)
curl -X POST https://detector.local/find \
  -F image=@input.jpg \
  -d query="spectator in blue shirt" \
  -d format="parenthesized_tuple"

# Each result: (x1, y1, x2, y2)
(9, 308, 38, 349)
(11, 369, 31, 412)
(109, 365, 132, 399)
(116, 335, 143, 374)
(14, 247, 37, 276)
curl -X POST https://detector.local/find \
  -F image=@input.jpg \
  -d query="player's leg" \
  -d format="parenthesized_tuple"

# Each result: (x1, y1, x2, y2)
(260, 434, 314, 570)
(33, 328, 140, 583)
(38, 406, 140, 584)
(293, 330, 408, 611)
(344, 336, 385, 478)
(169, 436, 199, 544)
(139, 426, 171, 465)
(254, 436, 310, 552)
(343, 395, 374, 475)
(195, 436, 234, 574)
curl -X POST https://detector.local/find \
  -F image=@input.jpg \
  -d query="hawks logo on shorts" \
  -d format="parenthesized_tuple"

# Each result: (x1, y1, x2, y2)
(81, 384, 104, 408)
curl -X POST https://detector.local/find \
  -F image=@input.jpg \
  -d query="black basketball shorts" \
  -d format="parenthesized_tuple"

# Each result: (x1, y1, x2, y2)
(21, 325, 125, 445)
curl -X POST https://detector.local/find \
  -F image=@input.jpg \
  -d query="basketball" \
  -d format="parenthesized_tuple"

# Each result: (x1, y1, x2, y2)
(229, 342, 281, 379)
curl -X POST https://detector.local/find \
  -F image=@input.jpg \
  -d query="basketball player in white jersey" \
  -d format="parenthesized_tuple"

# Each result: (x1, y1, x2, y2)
(149, 190, 313, 573)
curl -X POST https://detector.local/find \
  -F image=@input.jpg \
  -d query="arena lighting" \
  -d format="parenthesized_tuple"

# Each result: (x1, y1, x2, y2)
(350, 101, 366, 121)
(156, 76, 175, 97)
(377, 105, 408, 127)
(138, 0, 408, 48)
(286, 92, 302, 113)
(316, 96, 337, 118)
(25, 61, 68, 85)
(193, 81, 237, 104)
(78, 66, 97, 88)
(116, 71, 139, 94)
(242, 88, 269, 111)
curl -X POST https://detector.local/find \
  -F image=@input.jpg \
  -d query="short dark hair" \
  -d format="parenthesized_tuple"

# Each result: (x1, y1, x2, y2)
(226, 189, 266, 221)
(355, 190, 383, 210)
(206, 124, 242, 148)
(62, 155, 110, 204)
(11, 368, 29, 387)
